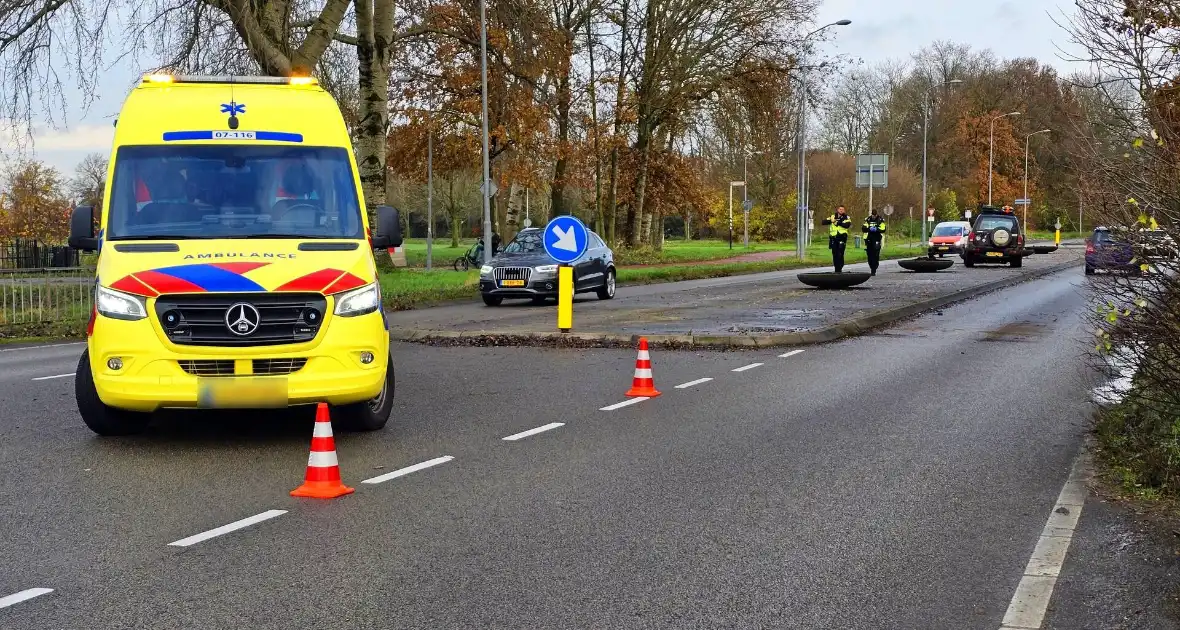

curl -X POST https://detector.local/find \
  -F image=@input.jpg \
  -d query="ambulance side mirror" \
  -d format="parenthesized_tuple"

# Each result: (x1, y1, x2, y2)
(371, 205, 403, 249)
(68, 205, 98, 251)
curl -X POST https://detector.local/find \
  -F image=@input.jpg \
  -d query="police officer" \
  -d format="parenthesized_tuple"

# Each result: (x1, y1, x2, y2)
(862, 208, 887, 275)
(822, 205, 853, 272)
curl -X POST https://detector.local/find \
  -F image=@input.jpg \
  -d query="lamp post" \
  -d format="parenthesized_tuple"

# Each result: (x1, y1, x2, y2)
(1024, 128, 1050, 230)
(920, 78, 962, 247)
(988, 111, 1021, 205)
(478, 0, 493, 263)
(795, 19, 851, 261)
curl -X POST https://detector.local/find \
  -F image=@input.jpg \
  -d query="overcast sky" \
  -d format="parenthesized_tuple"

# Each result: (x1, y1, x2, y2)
(6, 0, 1084, 177)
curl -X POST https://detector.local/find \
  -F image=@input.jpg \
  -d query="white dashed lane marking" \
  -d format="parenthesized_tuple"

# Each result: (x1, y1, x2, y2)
(779, 349, 805, 358)
(674, 378, 713, 389)
(31, 373, 73, 381)
(732, 363, 764, 372)
(167, 510, 287, 547)
(0, 588, 53, 609)
(600, 398, 649, 411)
(502, 423, 564, 441)
(362, 456, 454, 484)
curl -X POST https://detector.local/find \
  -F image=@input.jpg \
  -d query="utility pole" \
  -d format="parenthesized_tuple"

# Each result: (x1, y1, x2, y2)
(921, 79, 961, 247)
(478, 0, 493, 263)
(989, 111, 1021, 205)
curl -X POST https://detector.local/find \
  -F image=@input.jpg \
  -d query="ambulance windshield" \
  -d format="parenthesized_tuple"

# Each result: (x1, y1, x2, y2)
(106, 145, 364, 240)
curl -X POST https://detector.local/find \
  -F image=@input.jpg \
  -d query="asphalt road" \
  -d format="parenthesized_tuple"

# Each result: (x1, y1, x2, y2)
(1, 267, 1103, 628)
(388, 247, 1083, 338)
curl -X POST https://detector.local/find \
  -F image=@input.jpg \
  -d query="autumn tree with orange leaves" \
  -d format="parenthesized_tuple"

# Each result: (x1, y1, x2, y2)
(0, 161, 72, 244)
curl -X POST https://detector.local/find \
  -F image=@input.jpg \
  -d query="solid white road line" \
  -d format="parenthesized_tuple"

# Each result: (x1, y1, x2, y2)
(732, 363, 764, 372)
(502, 422, 564, 441)
(167, 509, 287, 547)
(999, 452, 1090, 630)
(779, 349, 805, 359)
(362, 456, 454, 484)
(0, 588, 53, 609)
(674, 378, 713, 389)
(0, 342, 84, 353)
(599, 398, 649, 411)
(31, 373, 74, 381)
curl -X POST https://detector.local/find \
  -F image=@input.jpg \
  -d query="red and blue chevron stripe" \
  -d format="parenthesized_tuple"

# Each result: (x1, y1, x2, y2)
(109, 262, 367, 296)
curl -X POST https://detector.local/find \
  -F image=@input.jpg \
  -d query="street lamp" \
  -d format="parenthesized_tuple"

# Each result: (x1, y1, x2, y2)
(795, 18, 851, 261)
(921, 78, 962, 247)
(478, 0, 493, 262)
(988, 111, 1021, 205)
(1024, 129, 1050, 230)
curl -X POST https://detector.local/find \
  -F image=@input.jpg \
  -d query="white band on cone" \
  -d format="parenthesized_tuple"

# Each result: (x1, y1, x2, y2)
(312, 422, 334, 438)
(308, 450, 339, 468)
(633, 368, 652, 378)
(637, 350, 650, 360)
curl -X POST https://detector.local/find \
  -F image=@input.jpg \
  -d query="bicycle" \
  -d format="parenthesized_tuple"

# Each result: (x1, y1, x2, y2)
(453, 243, 483, 271)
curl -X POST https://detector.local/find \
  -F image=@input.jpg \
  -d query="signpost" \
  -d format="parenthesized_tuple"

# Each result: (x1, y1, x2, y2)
(1054, 218, 1062, 245)
(543, 215, 589, 333)
(881, 205, 893, 247)
(927, 207, 935, 223)
(855, 154, 889, 220)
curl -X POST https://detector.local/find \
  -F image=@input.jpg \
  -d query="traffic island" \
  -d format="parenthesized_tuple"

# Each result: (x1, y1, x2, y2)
(797, 272, 872, 289)
(897, 258, 954, 272)
(387, 250, 1084, 351)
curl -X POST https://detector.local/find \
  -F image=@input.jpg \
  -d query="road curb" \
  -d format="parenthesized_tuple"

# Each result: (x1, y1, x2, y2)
(389, 259, 1083, 350)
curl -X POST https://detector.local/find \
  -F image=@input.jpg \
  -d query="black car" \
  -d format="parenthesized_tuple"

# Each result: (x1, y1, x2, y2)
(962, 206, 1025, 268)
(478, 227, 616, 306)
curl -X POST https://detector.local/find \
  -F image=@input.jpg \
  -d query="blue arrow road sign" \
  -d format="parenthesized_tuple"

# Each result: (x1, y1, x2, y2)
(543, 215, 589, 264)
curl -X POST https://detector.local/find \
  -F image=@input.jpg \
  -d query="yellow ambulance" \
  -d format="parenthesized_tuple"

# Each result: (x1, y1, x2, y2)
(67, 74, 402, 435)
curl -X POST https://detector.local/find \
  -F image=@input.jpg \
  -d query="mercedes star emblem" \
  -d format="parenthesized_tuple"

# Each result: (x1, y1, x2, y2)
(225, 303, 261, 336)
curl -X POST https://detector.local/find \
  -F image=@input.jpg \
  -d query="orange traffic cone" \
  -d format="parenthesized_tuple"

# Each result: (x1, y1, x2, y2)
(290, 403, 355, 499)
(625, 337, 661, 398)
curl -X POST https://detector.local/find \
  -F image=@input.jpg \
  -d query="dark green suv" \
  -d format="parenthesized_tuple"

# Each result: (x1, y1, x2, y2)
(963, 206, 1025, 268)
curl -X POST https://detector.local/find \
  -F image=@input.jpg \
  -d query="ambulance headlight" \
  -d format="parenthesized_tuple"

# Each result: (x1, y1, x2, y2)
(334, 283, 380, 317)
(95, 285, 147, 321)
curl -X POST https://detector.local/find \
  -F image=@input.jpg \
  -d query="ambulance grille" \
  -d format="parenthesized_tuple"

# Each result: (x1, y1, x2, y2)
(178, 360, 235, 376)
(178, 358, 308, 377)
(154, 293, 327, 347)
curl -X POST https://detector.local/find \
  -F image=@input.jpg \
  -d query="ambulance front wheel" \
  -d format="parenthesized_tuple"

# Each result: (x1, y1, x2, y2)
(334, 353, 394, 431)
(76, 349, 151, 436)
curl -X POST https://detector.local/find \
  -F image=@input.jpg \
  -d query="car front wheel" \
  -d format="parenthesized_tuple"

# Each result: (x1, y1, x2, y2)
(597, 269, 616, 300)
(76, 349, 151, 436)
(482, 294, 503, 306)
(334, 353, 394, 431)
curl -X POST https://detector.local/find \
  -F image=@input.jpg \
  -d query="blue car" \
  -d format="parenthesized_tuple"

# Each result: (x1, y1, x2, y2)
(1085, 227, 1135, 275)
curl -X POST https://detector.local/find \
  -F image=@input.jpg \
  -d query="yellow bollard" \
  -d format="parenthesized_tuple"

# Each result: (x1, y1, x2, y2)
(557, 265, 573, 332)
(1055, 229, 1061, 245)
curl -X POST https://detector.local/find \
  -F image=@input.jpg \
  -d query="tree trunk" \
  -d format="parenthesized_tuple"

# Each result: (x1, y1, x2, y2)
(354, 0, 393, 218)
(605, 0, 629, 246)
(629, 118, 653, 247)
(505, 181, 522, 240)
(551, 68, 572, 216)
(587, 13, 603, 235)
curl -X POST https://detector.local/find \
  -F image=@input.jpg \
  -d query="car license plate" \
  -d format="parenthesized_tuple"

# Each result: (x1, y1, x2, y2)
(939, 246, 949, 250)
(501, 279, 526, 287)
(986, 251, 1004, 257)
(197, 377, 288, 409)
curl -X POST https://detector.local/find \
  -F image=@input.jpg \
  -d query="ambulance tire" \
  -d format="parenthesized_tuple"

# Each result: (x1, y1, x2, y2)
(335, 353, 394, 432)
(76, 349, 151, 436)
